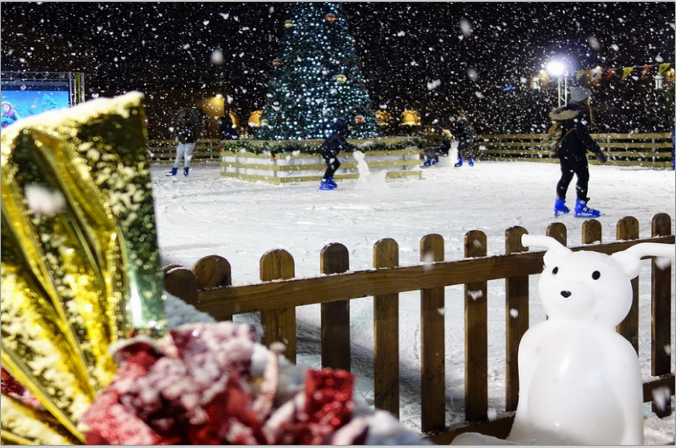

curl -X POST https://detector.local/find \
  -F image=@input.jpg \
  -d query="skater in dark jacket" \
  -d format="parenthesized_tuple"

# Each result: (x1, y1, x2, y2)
(551, 86, 608, 218)
(219, 115, 239, 140)
(318, 119, 358, 190)
(422, 129, 452, 166)
(452, 109, 476, 167)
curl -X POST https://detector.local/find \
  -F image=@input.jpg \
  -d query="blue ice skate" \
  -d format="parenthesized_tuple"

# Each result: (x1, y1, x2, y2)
(468, 157, 475, 166)
(183, 167, 190, 177)
(554, 198, 570, 217)
(166, 167, 178, 177)
(319, 179, 335, 190)
(327, 177, 338, 188)
(574, 199, 601, 218)
(454, 158, 463, 167)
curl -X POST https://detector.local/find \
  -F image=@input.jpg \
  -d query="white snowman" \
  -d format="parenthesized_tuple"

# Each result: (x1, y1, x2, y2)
(353, 150, 388, 190)
(453, 235, 675, 445)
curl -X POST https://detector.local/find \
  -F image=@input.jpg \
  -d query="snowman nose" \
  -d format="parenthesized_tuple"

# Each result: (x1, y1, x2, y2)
(561, 291, 572, 298)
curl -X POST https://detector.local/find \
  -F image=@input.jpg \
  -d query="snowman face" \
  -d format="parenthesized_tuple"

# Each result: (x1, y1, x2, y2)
(539, 251, 632, 327)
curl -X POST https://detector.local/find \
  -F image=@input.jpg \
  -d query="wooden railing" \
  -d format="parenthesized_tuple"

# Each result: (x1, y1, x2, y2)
(163, 214, 675, 442)
(146, 138, 222, 164)
(147, 133, 675, 169)
(146, 137, 420, 166)
(475, 132, 674, 168)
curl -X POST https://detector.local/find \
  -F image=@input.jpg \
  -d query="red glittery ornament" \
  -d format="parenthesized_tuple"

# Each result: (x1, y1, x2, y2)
(1, 367, 41, 408)
(80, 322, 367, 445)
(1, 367, 26, 397)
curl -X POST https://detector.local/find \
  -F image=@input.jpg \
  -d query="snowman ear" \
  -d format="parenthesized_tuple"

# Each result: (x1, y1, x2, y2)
(521, 234, 572, 266)
(611, 243, 675, 278)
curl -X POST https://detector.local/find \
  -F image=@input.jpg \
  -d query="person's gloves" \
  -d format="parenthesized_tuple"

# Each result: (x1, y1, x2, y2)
(595, 150, 608, 163)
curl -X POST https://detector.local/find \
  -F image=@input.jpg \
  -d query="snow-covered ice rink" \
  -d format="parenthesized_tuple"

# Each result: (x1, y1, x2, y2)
(153, 155, 675, 444)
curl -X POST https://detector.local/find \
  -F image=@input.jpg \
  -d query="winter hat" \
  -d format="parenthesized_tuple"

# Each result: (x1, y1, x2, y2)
(569, 86, 592, 103)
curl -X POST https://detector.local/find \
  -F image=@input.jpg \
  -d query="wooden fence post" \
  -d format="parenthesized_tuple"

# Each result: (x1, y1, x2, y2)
(320, 243, 351, 372)
(651, 213, 672, 417)
(193, 255, 232, 320)
(164, 267, 198, 307)
(464, 230, 488, 422)
(546, 222, 568, 246)
(193, 255, 232, 289)
(505, 226, 529, 413)
(581, 219, 602, 245)
(617, 216, 640, 353)
(373, 238, 400, 418)
(260, 249, 296, 363)
(162, 263, 183, 274)
(420, 234, 445, 432)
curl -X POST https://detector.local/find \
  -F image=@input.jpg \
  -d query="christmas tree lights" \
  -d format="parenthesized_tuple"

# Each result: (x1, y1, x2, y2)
(258, 3, 378, 140)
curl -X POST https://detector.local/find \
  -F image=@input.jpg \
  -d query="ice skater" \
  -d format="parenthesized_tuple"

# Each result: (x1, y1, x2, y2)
(167, 114, 198, 178)
(218, 115, 239, 141)
(421, 129, 452, 167)
(317, 119, 358, 190)
(452, 109, 475, 167)
(551, 86, 607, 218)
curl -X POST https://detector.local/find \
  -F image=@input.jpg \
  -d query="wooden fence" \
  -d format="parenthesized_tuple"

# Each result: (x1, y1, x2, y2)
(475, 132, 674, 168)
(147, 138, 223, 164)
(163, 214, 675, 442)
(147, 133, 675, 170)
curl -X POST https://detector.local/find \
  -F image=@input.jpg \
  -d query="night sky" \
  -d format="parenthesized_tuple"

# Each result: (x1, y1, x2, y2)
(2, 2, 674, 117)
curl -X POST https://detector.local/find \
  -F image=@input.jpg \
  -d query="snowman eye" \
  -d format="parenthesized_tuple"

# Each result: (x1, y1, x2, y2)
(592, 271, 601, 280)
(552, 267, 559, 275)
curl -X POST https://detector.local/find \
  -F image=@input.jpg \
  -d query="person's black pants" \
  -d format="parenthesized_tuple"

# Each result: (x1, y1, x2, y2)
(457, 140, 473, 160)
(323, 155, 341, 180)
(557, 152, 590, 202)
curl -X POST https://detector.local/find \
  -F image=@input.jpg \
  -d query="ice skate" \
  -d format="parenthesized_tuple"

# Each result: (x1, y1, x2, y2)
(183, 167, 190, 177)
(574, 199, 600, 218)
(454, 158, 463, 167)
(166, 167, 178, 177)
(319, 179, 335, 190)
(554, 198, 570, 217)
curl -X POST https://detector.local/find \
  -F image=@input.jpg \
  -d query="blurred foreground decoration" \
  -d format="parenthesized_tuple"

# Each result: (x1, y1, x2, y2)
(1, 92, 166, 444)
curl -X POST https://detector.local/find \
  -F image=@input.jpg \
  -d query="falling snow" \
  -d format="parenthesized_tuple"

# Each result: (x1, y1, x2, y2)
(1, 2, 674, 442)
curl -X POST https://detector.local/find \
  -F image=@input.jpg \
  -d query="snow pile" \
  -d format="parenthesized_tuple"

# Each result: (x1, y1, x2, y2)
(164, 292, 217, 328)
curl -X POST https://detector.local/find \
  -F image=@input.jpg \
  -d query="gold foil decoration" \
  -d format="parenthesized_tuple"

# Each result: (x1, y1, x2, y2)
(1, 395, 80, 445)
(1, 92, 166, 443)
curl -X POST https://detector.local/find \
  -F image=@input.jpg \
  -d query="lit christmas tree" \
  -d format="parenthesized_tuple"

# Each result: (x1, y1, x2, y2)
(258, 3, 378, 140)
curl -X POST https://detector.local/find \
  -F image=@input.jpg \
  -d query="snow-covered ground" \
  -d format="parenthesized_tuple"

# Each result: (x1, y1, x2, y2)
(152, 148, 675, 444)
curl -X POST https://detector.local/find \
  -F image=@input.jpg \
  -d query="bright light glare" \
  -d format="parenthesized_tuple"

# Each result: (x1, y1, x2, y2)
(546, 61, 565, 76)
(216, 94, 223, 99)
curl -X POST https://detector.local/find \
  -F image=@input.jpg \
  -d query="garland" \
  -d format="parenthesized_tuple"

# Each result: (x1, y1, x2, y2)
(219, 138, 425, 156)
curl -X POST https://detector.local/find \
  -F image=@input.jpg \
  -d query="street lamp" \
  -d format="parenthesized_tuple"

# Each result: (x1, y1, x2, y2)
(546, 60, 568, 107)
